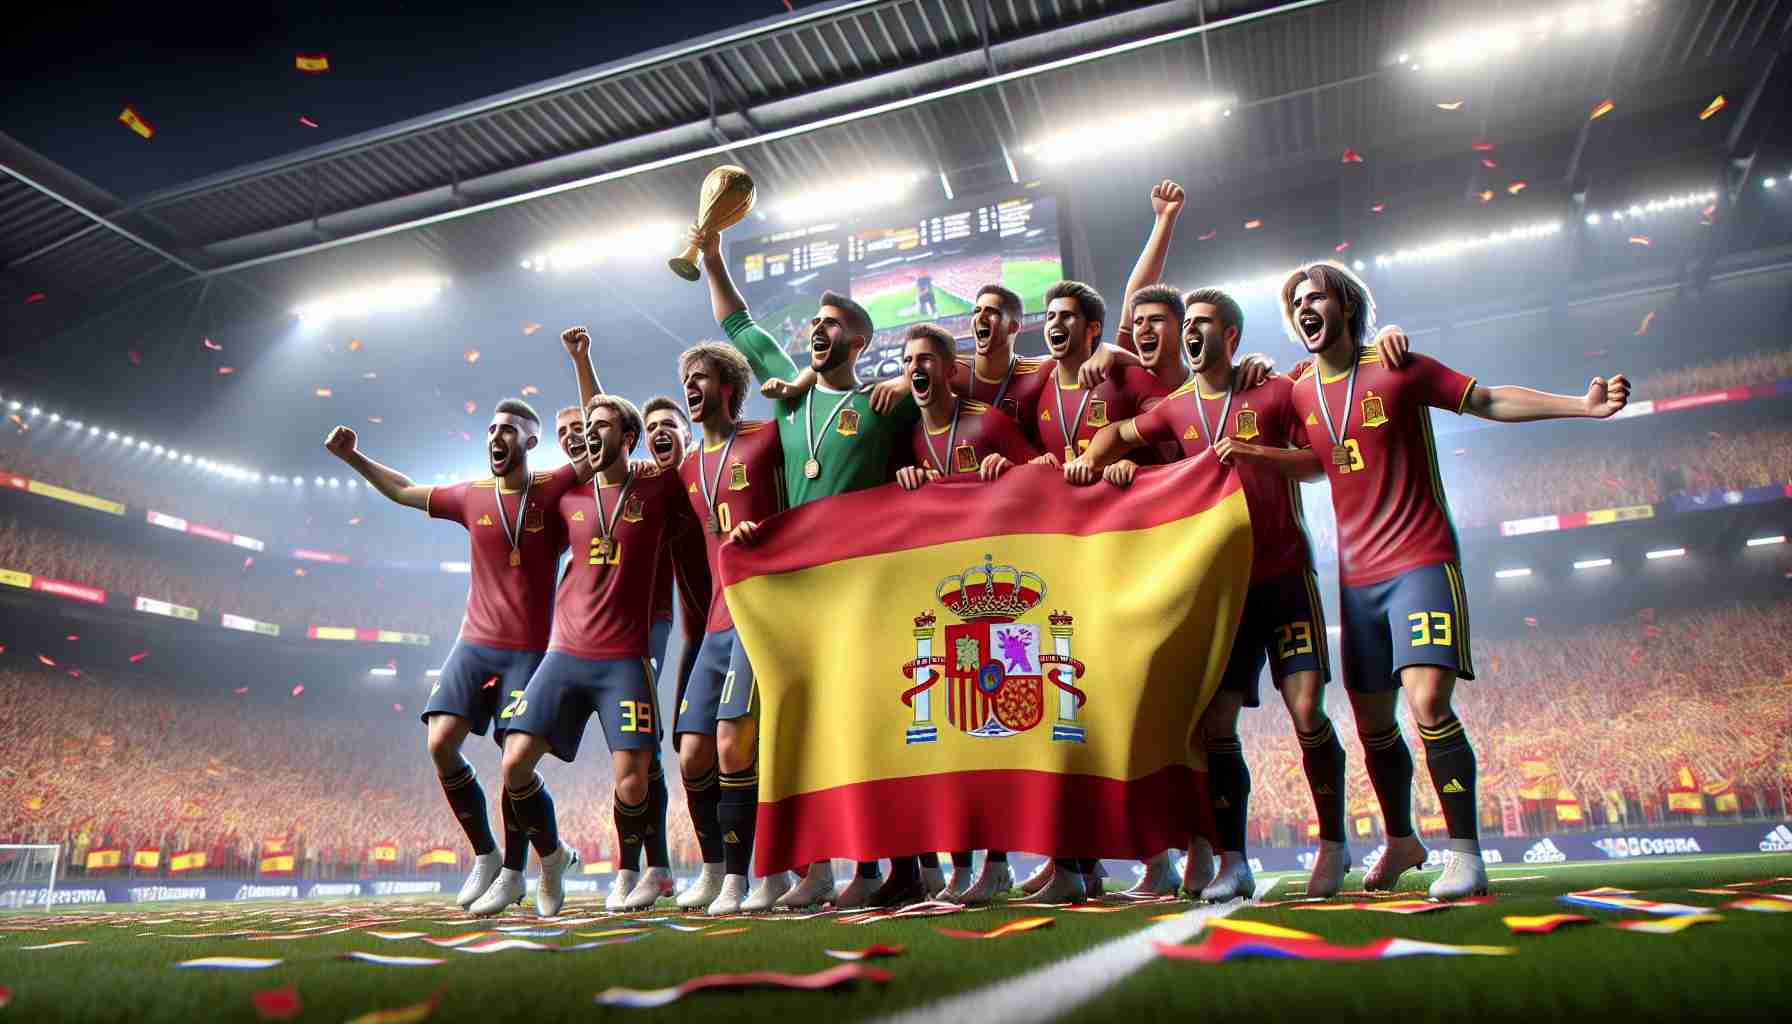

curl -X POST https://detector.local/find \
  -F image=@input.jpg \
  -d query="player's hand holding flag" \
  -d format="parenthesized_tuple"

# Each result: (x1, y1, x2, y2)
(1102, 459, 1138, 487)
(896, 466, 940, 491)
(1062, 456, 1100, 486)
(979, 452, 1015, 482)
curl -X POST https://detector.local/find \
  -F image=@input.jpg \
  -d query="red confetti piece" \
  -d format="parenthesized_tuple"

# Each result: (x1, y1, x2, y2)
(316, 387, 333, 397)
(464, 349, 481, 364)
(218, 366, 235, 375)
(1506, 180, 1527, 195)
(65, 633, 77, 641)
(1436, 100, 1464, 111)
(129, 650, 150, 663)
(519, 385, 541, 397)
(295, 53, 331, 73)
(8, 414, 28, 433)
(254, 986, 304, 1021)
(1477, 190, 1495, 203)
(1243, 219, 1263, 230)
(393, 704, 404, 713)
(299, 116, 320, 129)
(463, 400, 478, 415)
(938, 917, 1054, 939)
(386, 658, 397, 669)
(522, 322, 542, 335)
(1197, 228, 1218, 241)
(1334, 241, 1350, 253)
(1370, 202, 1386, 213)
(128, 350, 142, 366)
(25, 292, 46, 304)
(0, 985, 11, 1009)
(1341, 147, 1363, 164)
(234, 687, 249, 695)
(1699, 95, 1726, 120)
(1585, 349, 1608, 358)
(37, 654, 56, 667)
(291, 685, 305, 697)
(1628, 235, 1652, 247)
(202, 337, 222, 351)
(1590, 99, 1615, 121)
(482, 676, 498, 689)
(1471, 140, 1495, 152)
(1481, 158, 1498, 169)
(66, 669, 81, 679)
(119, 106, 155, 139)
(596, 966, 890, 1009)
(1523, 616, 1539, 627)
(822, 944, 904, 961)
(1634, 311, 1655, 336)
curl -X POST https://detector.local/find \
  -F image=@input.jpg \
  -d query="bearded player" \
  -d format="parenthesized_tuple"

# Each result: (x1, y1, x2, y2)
(477, 394, 695, 916)
(1278, 261, 1628, 899)
(1071, 285, 1359, 902)
(690, 223, 921, 909)
(325, 392, 585, 914)
(662, 342, 791, 914)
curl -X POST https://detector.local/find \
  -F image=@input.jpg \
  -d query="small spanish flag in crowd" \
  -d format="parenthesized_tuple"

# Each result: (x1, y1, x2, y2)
(371, 843, 399, 865)
(295, 53, 331, 73)
(259, 854, 296, 875)
(133, 849, 161, 870)
(169, 850, 207, 873)
(417, 848, 459, 868)
(85, 849, 123, 870)
(118, 106, 154, 139)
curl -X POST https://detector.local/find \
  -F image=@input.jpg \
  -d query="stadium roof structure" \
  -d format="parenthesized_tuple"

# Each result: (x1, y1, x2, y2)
(4, 0, 1787, 376)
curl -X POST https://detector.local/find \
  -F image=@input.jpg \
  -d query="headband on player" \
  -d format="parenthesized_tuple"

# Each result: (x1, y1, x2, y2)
(489, 412, 539, 443)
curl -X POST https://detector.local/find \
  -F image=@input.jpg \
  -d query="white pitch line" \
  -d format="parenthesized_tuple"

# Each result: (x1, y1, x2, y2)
(870, 900, 1244, 1024)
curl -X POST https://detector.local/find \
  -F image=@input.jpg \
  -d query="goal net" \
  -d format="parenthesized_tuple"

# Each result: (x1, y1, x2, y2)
(0, 845, 62, 912)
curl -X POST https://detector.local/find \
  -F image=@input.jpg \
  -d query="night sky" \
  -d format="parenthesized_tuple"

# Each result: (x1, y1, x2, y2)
(3, 1, 784, 198)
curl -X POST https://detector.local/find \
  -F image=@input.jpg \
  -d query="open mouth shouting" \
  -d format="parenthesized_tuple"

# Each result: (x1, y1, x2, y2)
(910, 368, 934, 402)
(1183, 331, 1204, 367)
(1046, 327, 1070, 356)
(649, 432, 677, 465)
(810, 331, 833, 367)
(489, 439, 512, 473)
(973, 321, 994, 353)
(685, 387, 706, 421)
(1136, 331, 1161, 362)
(1298, 309, 1326, 347)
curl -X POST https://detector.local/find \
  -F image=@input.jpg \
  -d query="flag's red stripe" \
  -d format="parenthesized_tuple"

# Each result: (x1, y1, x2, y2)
(751, 766, 1199, 875)
(721, 453, 1241, 585)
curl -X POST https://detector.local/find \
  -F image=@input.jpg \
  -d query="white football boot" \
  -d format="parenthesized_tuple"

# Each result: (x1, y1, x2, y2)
(707, 873, 749, 916)
(959, 859, 1014, 906)
(467, 867, 525, 917)
(740, 870, 793, 913)
(623, 866, 673, 910)
(456, 851, 503, 910)
(1199, 851, 1255, 902)
(834, 871, 881, 909)
(777, 862, 837, 909)
(1307, 840, 1351, 898)
(938, 862, 974, 902)
(1019, 859, 1056, 896)
(606, 869, 639, 912)
(1032, 865, 1087, 904)
(1428, 849, 1489, 901)
(676, 863, 726, 910)
(1182, 838, 1216, 896)
(921, 863, 948, 901)
(1126, 851, 1178, 896)
(536, 844, 578, 918)
(1364, 834, 1427, 891)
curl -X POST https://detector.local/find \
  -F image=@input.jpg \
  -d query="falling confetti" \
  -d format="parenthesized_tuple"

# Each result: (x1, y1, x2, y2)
(1334, 241, 1350, 253)
(1477, 190, 1495, 203)
(1523, 616, 1539, 627)
(316, 387, 333, 397)
(1634, 311, 1655, 336)
(218, 366, 235, 376)
(522, 322, 543, 335)
(1590, 99, 1615, 120)
(482, 676, 499, 689)
(1507, 180, 1527, 195)
(299, 116, 320, 129)
(1453, 447, 1468, 456)
(291, 684, 305, 697)
(1196, 228, 1219, 241)
(37, 654, 55, 667)
(129, 650, 150, 663)
(519, 385, 541, 397)
(25, 292, 47, 304)
(1370, 201, 1386, 213)
(1481, 158, 1499, 169)
(1341, 148, 1364, 164)
(295, 54, 331, 73)
(393, 704, 405, 713)
(368, 416, 384, 424)
(464, 349, 481, 364)
(202, 337, 222, 351)
(1435, 100, 1464, 111)
(128, 350, 142, 366)
(294, 568, 307, 577)
(348, 338, 364, 352)
(349, 516, 363, 526)
(119, 106, 155, 139)
(243, 556, 254, 569)
(1628, 235, 1652, 247)
(463, 400, 478, 415)
(1243, 219, 1263, 230)
(234, 687, 249, 695)
(1471, 140, 1495, 152)
(1699, 95, 1727, 120)
(253, 987, 303, 1021)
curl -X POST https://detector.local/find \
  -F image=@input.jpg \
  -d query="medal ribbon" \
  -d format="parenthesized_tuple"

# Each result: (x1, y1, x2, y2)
(804, 386, 857, 473)
(590, 468, 634, 579)
(922, 399, 964, 476)
(1192, 367, 1236, 451)
(988, 354, 1018, 412)
(696, 429, 738, 525)
(1052, 376, 1095, 459)
(490, 472, 532, 567)
(1312, 349, 1359, 453)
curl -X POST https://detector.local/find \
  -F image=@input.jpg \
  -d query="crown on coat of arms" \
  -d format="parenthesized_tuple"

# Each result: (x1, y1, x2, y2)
(914, 611, 937, 628)
(935, 553, 1046, 621)
(1049, 610, 1074, 626)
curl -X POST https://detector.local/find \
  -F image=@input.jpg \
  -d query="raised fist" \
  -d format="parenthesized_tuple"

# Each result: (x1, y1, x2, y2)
(323, 425, 356, 458)
(1151, 180, 1185, 218)
(561, 327, 591, 358)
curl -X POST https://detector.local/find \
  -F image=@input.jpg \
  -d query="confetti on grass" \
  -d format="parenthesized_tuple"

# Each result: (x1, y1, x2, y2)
(19, 941, 87, 950)
(346, 994, 440, 1024)
(1610, 914, 1723, 934)
(937, 916, 1054, 939)
(340, 952, 444, 966)
(1155, 929, 1513, 963)
(823, 944, 903, 961)
(252, 987, 301, 1020)
(178, 956, 282, 969)
(596, 964, 892, 1009)
(1503, 914, 1592, 934)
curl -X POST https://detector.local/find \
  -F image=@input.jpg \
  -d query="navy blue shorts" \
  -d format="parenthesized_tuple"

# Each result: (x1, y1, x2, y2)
(422, 641, 545, 739)
(1339, 562, 1475, 693)
(675, 628, 757, 736)
(1218, 570, 1331, 707)
(496, 651, 660, 762)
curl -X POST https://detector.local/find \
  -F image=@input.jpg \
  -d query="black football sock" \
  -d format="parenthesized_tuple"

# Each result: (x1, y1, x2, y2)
(1208, 735, 1250, 853)
(438, 760, 496, 856)
(499, 788, 528, 871)
(918, 852, 941, 871)
(856, 861, 880, 879)
(885, 856, 920, 887)
(615, 792, 648, 873)
(1077, 858, 1098, 874)
(1298, 718, 1348, 844)
(1359, 725, 1415, 838)
(683, 763, 724, 864)
(645, 757, 670, 869)
(952, 851, 974, 870)
(987, 850, 1008, 863)
(717, 765, 758, 877)
(1418, 715, 1479, 849)
(505, 773, 559, 857)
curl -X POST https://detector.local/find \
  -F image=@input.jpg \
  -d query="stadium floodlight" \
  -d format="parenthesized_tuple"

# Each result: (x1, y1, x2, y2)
(1746, 535, 1786, 547)
(1585, 213, 1601, 225)
(1595, 190, 1718, 224)
(1022, 101, 1235, 165)
(108, 431, 118, 441)
(523, 220, 683, 273)
(1645, 547, 1686, 560)
(66, 420, 81, 430)
(768, 171, 926, 220)
(1766, 178, 1778, 189)
(292, 275, 446, 324)
(329, 477, 340, 488)
(89, 425, 99, 435)
(121, 435, 133, 446)
(6, 400, 18, 410)
(425, 669, 442, 678)
(1352, 260, 1366, 271)
(181, 454, 192, 463)
(1374, 220, 1562, 269)
(315, 476, 326, 486)
(47, 412, 60, 423)
(28, 406, 40, 417)
(1410, 2, 1645, 70)
(1573, 557, 1613, 570)
(347, 479, 358, 489)
(293, 476, 305, 486)
(137, 440, 151, 450)
(1494, 567, 1532, 579)
(152, 445, 164, 455)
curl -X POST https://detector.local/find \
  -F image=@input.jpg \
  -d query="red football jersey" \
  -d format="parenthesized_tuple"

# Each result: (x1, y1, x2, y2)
(1288, 349, 1477, 587)
(652, 517, 712, 631)
(549, 464, 694, 659)
(1134, 373, 1313, 582)
(427, 463, 580, 651)
(1034, 362, 1169, 462)
(676, 420, 787, 634)
(959, 354, 1050, 444)
(910, 400, 1040, 477)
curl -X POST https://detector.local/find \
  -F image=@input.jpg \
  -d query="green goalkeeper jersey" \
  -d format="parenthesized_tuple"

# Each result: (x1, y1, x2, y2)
(723, 310, 919, 507)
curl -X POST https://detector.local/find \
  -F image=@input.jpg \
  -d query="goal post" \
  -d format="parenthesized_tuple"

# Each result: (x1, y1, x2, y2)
(0, 844, 62, 912)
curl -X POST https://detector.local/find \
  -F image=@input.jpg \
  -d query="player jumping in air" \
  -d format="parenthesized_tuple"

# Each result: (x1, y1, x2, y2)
(689, 223, 925, 909)
(662, 342, 790, 914)
(325, 385, 588, 914)
(482, 393, 695, 916)
(1278, 261, 1629, 899)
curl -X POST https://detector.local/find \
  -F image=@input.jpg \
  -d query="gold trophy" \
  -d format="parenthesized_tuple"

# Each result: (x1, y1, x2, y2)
(669, 165, 757, 281)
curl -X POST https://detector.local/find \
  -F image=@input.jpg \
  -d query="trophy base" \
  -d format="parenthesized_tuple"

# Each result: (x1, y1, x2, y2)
(668, 258, 701, 282)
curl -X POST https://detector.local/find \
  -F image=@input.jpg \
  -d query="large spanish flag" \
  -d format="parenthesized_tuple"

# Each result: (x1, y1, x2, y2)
(722, 456, 1252, 874)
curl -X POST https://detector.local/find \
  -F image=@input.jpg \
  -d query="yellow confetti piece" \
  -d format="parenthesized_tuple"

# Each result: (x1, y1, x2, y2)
(574, 928, 648, 939)
(1699, 94, 1727, 120)
(1477, 190, 1495, 203)
(1507, 180, 1528, 194)
(1590, 98, 1615, 120)
(1502, 914, 1591, 934)
(1436, 99, 1465, 111)
(704, 927, 750, 937)
(1205, 918, 1320, 940)
(1611, 914, 1723, 934)
(1725, 897, 1792, 913)
(119, 106, 155, 139)
(315, 387, 333, 397)
(295, 54, 331, 73)
(937, 916, 1054, 939)
(346, 995, 439, 1024)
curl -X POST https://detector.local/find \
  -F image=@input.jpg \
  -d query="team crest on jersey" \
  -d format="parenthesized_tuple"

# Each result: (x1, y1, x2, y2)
(524, 507, 545, 532)
(570, 509, 586, 522)
(622, 494, 645, 523)
(1360, 392, 1388, 428)
(897, 555, 1089, 745)
(953, 443, 978, 474)
(1234, 408, 1260, 441)
(1183, 424, 1200, 441)
(837, 408, 860, 437)
(1305, 412, 1319, 426)
(729, 461, 750, 490)
(1087, 400, 1109, 428)
(476, 514, 494, 526)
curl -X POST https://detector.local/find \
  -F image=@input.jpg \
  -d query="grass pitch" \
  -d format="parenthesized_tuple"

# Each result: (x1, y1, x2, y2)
(858, 288, 977, 331)
(3, 853, 1788, 1022)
